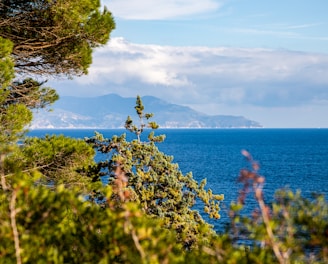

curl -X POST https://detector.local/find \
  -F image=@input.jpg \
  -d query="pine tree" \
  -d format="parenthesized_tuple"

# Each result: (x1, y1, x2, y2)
(86, 96, 224, 248)
(0, 0, 115, 188)
(0, 0, 115, 77)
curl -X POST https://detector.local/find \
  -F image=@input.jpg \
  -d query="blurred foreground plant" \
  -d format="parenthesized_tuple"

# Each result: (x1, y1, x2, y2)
(0, 171, 187, 263)
(227, 150, 328, 264)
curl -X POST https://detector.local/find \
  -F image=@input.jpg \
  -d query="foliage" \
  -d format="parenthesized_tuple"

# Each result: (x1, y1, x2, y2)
(226, 150, 328, 263)
(0, 101, 327, 263)
(4, 78, 59, 110)
(0, 0, 115, 150)
(0, 172, 186, 263)
(5, 135, 97, 192)
(1, 0, 328, 262)
(0, 44, 58, 150)
(0, 0, 114, 148)
(0, 0, 115, 77)
(0, 104, 32, 147)
(0, 37, 14, 89)
(86, 96, 224, 249)
(0, 77, 58, 146)
(0, 37, 28, 146)
(0, 0, 115, 149)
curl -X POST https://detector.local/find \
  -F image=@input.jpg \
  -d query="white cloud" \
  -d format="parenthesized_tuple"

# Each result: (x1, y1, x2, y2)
(85, 38, 192, 86)
(54, 38, 328, 111)
(103, 0, 221, 20)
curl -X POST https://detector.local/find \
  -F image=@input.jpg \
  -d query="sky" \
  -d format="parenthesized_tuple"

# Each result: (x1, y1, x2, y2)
(51, 0, 328, 128)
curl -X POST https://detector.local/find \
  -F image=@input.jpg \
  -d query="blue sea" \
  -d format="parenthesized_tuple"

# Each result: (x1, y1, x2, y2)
(28, 128, 328, 232)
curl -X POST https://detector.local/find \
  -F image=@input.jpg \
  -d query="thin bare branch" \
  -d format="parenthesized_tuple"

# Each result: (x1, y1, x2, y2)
(0, 153, 8, 191)
(10, 189, 22, 264)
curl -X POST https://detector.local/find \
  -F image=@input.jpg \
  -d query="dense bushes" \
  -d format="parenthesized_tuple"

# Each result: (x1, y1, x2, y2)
(0, 173, 185, 263)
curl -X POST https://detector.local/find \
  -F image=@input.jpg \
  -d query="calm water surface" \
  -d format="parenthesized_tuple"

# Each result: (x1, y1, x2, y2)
(28, 128, 328, 232)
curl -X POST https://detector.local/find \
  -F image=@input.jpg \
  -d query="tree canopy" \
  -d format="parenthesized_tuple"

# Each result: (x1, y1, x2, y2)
(0, 0, 115, 146)
(0, 0, 115, 77)
(86, 96, 224, 248)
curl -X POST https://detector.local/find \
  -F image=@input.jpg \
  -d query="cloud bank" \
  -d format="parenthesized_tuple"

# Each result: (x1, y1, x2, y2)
(59, 37, 328, 109)
(51, 38, 328, 127)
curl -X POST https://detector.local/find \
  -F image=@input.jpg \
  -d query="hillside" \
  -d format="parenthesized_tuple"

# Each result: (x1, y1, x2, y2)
(31, 94, 262, 128)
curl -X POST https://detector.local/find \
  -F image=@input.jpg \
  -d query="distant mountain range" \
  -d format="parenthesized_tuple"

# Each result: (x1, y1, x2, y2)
(31, 94, 262, 129)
